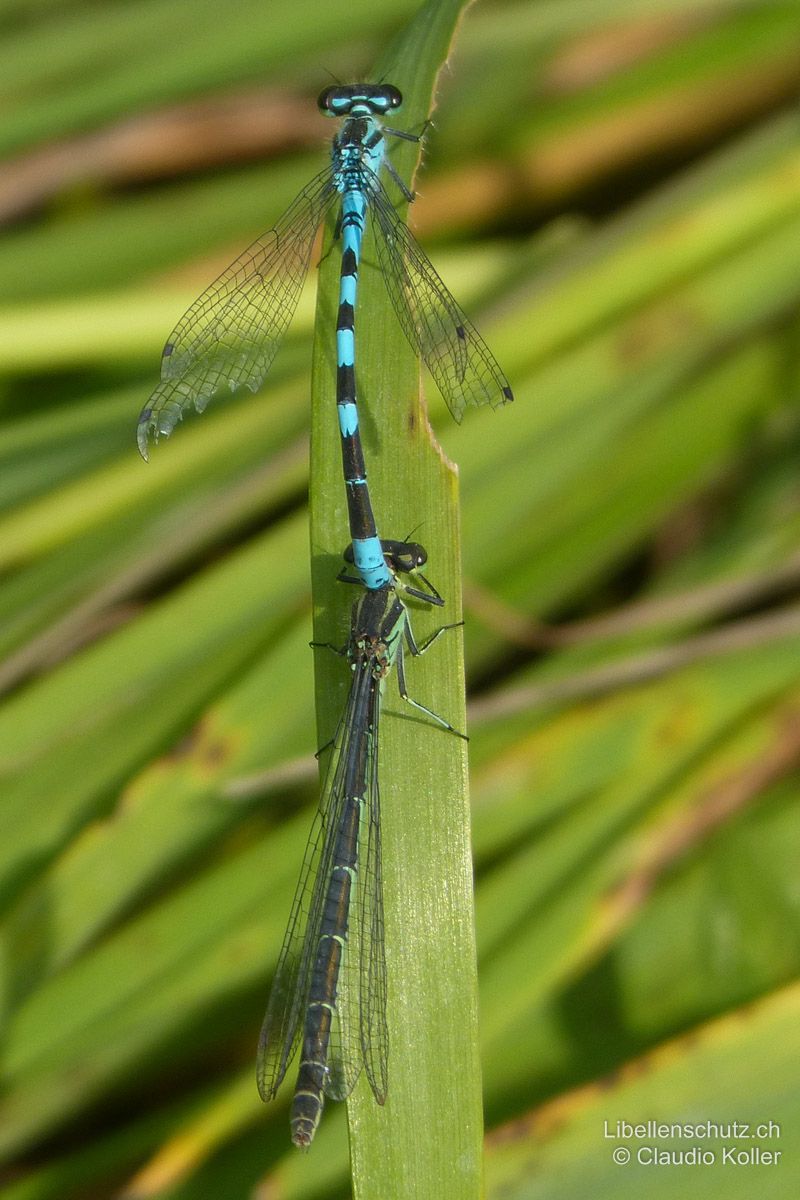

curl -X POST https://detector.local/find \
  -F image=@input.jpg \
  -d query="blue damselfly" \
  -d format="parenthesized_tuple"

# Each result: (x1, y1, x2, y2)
(138, 84, 512, 588)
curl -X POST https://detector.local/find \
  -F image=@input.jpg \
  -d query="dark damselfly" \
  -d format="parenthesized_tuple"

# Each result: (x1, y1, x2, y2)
(256, 541, 464, 1146)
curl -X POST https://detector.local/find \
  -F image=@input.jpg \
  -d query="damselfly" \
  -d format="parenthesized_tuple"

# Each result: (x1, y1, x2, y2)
(137, 83, 512, 588)
(257, 541, 464, 1147)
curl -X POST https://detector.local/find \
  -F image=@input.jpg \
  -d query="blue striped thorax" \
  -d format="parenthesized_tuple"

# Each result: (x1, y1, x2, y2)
(319, 85, 403, 190)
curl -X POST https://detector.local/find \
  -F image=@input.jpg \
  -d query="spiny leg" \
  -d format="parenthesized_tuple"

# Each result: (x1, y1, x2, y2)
(394, 636, 467, 740)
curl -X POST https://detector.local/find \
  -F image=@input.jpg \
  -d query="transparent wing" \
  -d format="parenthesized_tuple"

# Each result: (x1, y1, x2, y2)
(324, 670, 381, 1102)
(256, 661, 376, 1103)
(359, 695, 388, 1103)
(137, 167, 338, 457)
(255, 796, 332, 1101)
(365, 172, 513, 422)
(256, 672, 354, 1101)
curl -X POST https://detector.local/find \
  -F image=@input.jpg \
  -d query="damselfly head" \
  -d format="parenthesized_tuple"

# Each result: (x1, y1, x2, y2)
(342, 538, 427, 575)
(318, 84, 403, 118)
(383, 539, 427, 573)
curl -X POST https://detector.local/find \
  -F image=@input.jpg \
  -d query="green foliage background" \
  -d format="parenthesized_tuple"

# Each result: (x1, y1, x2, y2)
(1, 0, 800, 1197)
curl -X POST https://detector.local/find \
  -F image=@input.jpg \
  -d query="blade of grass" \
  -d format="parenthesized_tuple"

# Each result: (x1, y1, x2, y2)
(308, 0, 482, 1194)
(0, 511, 309, 911)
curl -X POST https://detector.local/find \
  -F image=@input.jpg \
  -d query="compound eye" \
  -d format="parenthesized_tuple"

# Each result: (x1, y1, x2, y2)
(318, 86, 347, 115)
(385, 85, 403, 109)
(387, 545, 413, 571)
